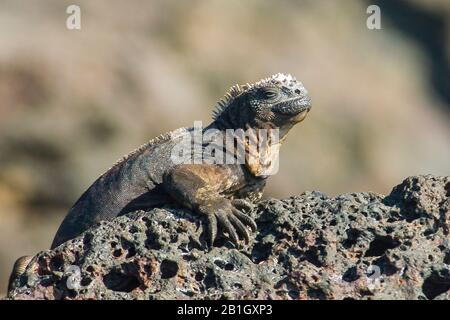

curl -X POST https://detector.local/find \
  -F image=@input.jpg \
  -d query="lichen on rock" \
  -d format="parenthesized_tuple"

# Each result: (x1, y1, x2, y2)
(6, 175, 450, 300)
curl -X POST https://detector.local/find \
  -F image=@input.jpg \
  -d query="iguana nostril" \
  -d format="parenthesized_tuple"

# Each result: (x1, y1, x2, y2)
(295, 89, 301, 94)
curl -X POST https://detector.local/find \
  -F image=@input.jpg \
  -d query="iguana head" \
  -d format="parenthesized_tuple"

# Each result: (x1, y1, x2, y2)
(212, 73, 311, 139)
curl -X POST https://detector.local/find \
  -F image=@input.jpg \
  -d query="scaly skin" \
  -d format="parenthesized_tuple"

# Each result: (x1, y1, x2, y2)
(8, 73, 311, 291)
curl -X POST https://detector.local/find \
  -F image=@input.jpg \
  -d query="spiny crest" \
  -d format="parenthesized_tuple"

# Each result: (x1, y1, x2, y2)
(212, 73, 298, 119)
(104, 127, 189, 174)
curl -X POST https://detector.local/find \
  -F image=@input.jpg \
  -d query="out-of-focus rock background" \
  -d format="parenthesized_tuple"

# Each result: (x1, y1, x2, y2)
(0, 0, 448, 295)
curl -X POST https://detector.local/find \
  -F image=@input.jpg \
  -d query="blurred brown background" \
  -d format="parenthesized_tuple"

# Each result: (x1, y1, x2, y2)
(0, 0, 449, 295)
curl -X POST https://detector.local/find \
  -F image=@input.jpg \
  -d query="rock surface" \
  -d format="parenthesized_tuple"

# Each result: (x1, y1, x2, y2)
(6, 175, 450, 300)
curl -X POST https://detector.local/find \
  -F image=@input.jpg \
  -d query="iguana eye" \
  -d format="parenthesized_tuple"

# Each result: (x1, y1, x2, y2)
(261, 88, 278, 100)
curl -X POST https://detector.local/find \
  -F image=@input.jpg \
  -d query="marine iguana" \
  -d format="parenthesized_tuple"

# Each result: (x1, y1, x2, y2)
(8, 73, 311, 291)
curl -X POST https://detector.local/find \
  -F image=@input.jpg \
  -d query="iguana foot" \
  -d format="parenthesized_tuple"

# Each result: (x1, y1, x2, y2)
(231, 199, 255, 213)
(199, 198, 257, 247)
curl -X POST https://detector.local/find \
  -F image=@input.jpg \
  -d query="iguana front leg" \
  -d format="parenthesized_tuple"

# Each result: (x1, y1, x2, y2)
(163, 164, 257, 247)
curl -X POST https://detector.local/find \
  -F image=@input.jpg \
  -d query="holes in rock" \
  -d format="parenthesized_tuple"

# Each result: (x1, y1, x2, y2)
(342, 266, 359, 282)
(110, 238, 137, 259)
(364, 236, 400, 257)
(182, 290, 195, 297)
(145, 238, 161, 250)
(37, 257, 52, 276)
(301, 223, 313, 230)
(225, 263, 235, 271)
(41, 277, 55, 287)
(342, 228, 361, 248)
(306, 287, 326, 300)
(113, 249, 123, 258)
(170, 234, 179, 243)
(213, 259, 236, 271)
(129, 226, 139, 234)
(251, 242, 273, 264)
(50, 255, 64, 271)
(374, 256, 398, 276)
(304, 246, 325, 268)
(214, 259, 227, 269)
(126, 246, 136, 259)
(160, 259, 179, 279)
(373, 214, 382, 221)
(233, 283, 243, 290)
(83, 233, 93, 250)
(80, 277, 92, 287)
(142, 264, 153, 277)
(145, 230, 162, 250)
(103, 270, 140, 293)
(195, 272, 205, 281)
(120, 238, 137, 259)
(67, 289, 77, 299)
(422, 271, 450, 300)
(359, 289, 374, 296)
(203, 268, 217, 289)
(288, 290, 299, 299)
(182, 253, 196, 262)
(443, 252, 450, 265)
(385, 226, 394, 234)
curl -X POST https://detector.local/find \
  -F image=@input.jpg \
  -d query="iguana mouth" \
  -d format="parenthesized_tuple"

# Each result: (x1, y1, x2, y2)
(272, 96, 311, 116)
(292, 109, 309, 123)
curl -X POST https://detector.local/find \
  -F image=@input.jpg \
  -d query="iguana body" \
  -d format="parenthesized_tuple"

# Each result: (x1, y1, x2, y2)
(9, 73, 311, 290)
(52, 127, 264, 248)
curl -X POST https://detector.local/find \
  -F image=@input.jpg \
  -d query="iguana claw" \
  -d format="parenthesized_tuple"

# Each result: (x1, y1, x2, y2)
(201, 198, 256, 247)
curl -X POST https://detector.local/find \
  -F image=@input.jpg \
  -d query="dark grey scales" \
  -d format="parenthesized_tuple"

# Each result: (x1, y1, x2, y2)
(8, 73, 312, 290)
